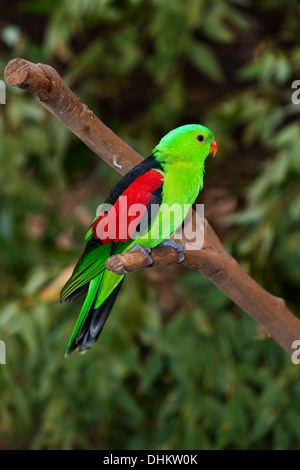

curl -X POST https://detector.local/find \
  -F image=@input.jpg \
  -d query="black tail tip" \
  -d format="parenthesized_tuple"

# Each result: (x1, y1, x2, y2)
(65, 335, 97, 358)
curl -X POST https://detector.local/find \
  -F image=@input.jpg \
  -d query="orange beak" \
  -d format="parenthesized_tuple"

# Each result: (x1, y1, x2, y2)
(209, 138, 217, 157)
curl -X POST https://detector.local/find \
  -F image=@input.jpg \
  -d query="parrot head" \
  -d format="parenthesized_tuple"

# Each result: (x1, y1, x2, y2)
(153, 124, 217, 166)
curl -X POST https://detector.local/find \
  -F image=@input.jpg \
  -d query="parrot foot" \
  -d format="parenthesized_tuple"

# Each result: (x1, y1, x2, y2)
(130, 244, 154, 266)
(158, 240, 185, 263)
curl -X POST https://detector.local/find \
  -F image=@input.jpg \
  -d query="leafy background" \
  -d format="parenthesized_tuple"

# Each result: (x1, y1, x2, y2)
(0, 0, 300, 450)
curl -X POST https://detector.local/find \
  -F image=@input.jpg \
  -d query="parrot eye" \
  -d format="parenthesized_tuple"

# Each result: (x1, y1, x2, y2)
(196, 134, 205, 142)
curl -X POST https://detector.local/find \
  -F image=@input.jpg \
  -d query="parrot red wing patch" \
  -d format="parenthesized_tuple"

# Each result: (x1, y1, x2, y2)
(92, 170, 164, 244)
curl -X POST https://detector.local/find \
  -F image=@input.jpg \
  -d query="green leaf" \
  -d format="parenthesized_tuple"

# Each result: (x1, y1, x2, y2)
(188, 41, 224, 82)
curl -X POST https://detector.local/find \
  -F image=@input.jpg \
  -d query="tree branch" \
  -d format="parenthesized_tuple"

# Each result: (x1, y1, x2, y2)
(5, 58, 300, 356)
(4, 58, 142, 175)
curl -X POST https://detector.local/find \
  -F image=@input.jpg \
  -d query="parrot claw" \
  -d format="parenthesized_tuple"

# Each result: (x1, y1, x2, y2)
(130, 244, 154, 266)
(158, 240, 185, 263)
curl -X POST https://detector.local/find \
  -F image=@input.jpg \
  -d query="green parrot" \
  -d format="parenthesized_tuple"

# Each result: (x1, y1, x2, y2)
(61, 124, 217, 356)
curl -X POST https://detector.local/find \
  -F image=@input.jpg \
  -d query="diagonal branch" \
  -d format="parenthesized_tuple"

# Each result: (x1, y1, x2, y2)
(4, 58, 142, 175)
(5, 58, 300, 356)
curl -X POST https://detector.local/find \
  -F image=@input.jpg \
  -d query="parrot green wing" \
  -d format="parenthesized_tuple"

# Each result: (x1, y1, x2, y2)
(60, 241, 111, 302)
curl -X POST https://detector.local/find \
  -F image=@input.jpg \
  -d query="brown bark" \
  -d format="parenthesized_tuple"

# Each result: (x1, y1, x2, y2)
(5, 57, 300, 356)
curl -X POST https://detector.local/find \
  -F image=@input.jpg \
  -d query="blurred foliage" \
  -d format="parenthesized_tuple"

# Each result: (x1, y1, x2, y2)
(0, 0, 300, 450)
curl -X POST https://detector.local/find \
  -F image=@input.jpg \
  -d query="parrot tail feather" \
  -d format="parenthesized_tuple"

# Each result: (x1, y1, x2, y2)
(65, 283, 90, 303)
(66, 278, 124, 357)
